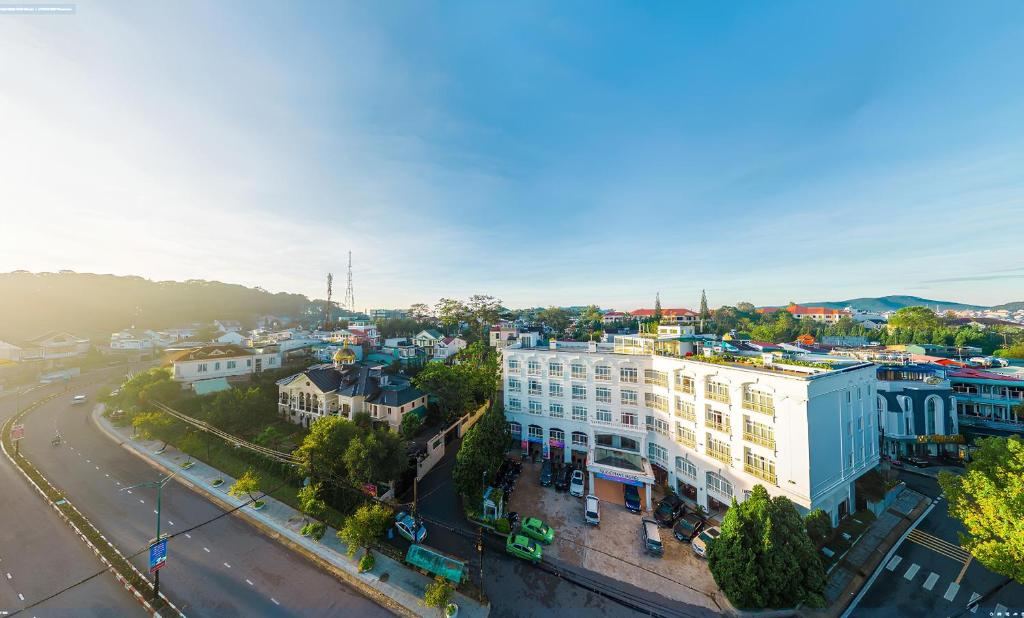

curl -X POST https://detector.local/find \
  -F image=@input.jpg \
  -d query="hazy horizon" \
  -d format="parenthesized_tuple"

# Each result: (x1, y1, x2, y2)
(2, 2, 1022, 308)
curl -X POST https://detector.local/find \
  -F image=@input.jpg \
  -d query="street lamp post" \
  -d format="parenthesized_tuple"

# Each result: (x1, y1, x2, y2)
(122, 471, 176, 600)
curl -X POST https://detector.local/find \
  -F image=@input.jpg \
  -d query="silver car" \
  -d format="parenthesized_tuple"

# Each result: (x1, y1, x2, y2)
(569, 470, 585, 497)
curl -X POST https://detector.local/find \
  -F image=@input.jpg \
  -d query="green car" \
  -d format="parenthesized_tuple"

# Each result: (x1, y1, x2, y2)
(520, 517, 555, 544)
(505, 534, 543, 563)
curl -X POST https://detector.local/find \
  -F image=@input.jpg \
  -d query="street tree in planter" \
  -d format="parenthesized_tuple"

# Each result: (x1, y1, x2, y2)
(424, 576, 458, 617)
(708, 485, 826, 609)
(939, 435, 1024, 583)
(298, 482, 327, 540)
(337, 503, 392, 565)
(228, 468, 265, 510)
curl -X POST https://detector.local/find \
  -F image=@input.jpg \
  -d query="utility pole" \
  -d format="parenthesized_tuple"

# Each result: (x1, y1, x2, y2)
(122, 472, 176, 600)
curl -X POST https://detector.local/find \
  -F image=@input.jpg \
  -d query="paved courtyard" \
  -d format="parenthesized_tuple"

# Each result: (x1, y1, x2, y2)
(507, 460, 728, 614)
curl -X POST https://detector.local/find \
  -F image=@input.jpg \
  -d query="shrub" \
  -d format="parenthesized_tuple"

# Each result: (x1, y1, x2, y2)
(805, 508, 833, 546)
(358, 551, 375, 573)
(494, 517, 510, 534)
(423, 576, 454, 611)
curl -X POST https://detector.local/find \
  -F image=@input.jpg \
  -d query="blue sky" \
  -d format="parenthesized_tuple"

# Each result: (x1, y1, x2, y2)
(1, 1, 1022, 309)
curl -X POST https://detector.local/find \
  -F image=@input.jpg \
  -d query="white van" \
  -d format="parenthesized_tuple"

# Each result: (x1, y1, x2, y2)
(585, 494, 600, 526)
(72, 395, 87, 405)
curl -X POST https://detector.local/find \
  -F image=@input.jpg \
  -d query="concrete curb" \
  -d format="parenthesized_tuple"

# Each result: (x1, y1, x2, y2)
(91, 406, 423, 618)
(0, 393, 184, 617)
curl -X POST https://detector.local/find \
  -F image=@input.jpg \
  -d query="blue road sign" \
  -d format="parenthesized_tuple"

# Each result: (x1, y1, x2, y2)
(149, 538, 168, 573)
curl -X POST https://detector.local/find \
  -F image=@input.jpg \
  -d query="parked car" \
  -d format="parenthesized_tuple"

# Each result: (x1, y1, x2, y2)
(554, 465, 571, 491)
(672, 512, 705, 543)
(905, 456, 931, 468)
(623, 484, 641, 513)
(653, 492, 685, 526)
(641, 519, 663, 556)
(520, 517, 555, 544)
(569, 470, 585, 497)
(692, 526, 721, 558)
(506, 534, 543, 563)
(584, 495, 600, 526)
(539, 460, 554, 486)
(394, 512, 427, 543)
(72, 395, 87, 405)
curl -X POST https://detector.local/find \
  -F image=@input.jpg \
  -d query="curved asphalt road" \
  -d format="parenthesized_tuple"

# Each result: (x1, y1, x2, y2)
(15, 373, 393, 618)
(0, 379, 143, 617)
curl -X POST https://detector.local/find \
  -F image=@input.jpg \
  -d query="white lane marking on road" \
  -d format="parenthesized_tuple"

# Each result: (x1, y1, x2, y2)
(271, 598, 280, 606)
(223, 562, 231, 569)
(105, 474, 109, 478)
(923, 572, 939, 590)
(116, 482, 121, 486)
(968, 592, 981, 613)
(246, 579, 254, 586)
(203, 547, 210, 553)
(5, 572, 10, 579)
(95, 466, 99, 470)
(885, 555, 903, 571)
(153, 510, 158, 515)
(184, 533, 191, 539)
(17, 593, 23, 601)
(944, 582, 960, 601)
(126, 489, 132, 494)
(904, 563, 920, 580)
(139, 499, 145, 504)
(168, 521, 174, 526)
(86, 460, 90, 463)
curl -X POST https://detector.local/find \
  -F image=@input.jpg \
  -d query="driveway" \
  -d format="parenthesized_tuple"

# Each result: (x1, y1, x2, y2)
(507, 460, 726, 615)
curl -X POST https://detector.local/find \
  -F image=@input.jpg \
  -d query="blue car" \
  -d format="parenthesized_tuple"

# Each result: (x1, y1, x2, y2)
(395, 512, 427, 543)
(624, 485, 642, 514)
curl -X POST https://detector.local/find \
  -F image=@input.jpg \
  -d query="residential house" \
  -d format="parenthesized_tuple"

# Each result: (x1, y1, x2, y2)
(215, 331, 248, 346)
(214, 320, 243, 334)
(490, 325, 519, 350)
(759, 305, 851, 324)
(413, 329, 445, 357)
(19, 332, 90, 361)
(382, 338, 421, 362)
(630, 308, 699, 325)
(0, 341, 23, 362)
(875, 365, 959, 459)
(434, 336, 467, 360)
(170, 344, 279, 384)
(602, 311, 628, 325)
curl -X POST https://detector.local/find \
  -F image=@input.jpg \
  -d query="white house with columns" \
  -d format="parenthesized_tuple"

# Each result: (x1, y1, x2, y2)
(502, 337, 877, 524)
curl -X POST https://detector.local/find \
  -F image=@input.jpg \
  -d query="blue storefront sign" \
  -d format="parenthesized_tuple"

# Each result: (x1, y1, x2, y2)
(594, 471, 645, 487)
(149, 538, 168, 574)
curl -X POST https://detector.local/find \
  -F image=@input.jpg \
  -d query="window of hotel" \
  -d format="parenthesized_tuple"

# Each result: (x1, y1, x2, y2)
(676, 457, 697, 479)
(550, 428, 565, 443)
(876, 395, 886, 415)
(706, 379, 730, 403)
(571, 363, 587, 379)
(507, 398, 521, 411)
(644, 370, 668, 388)
(645, 392, 668, 412)
(571, 432, 588, 448)
(528, 379, 542, 395)
(653, 417, 670, 436)
(527, 360, 541, 375)
(645, 415, 654, 431)
(742, 387, 774, 415)
(620, 367, 638, 383)
(572, 405, 587, 422)
(509, 422, 521, 436)
(549, 382, 563, 398)
(706, 434, 731, 465)
(705, 405, 730, 433)
(549, 402, 564, 418)
(528, 425, 543, 440)
(676, 373, 695, 394)
(528, 400, 543, 415)
(214, 362, 221, 371)
(226, 361, 236, 369)
(676, 424, 696, 447)
(549, 362, 563, 377)
(675, 398, 696, 421)
(508, 378, 521, 392)
(744, 448, 776, 484)
(198, 363, 208, 372)
(595, 408, 612, 423)
(572, 384, 587, 400)
(508, 359, 519, 371)
(743, 416, 775, 449)
(706, 471, 733, 498)
(596, 387, 612, 403)
(621, 410, 638, 427)
(925, 397, 938, 435)
(621, 389, 638, 406)
(648, 442, 668, 464)
(846, 390, 852, 404)
(595, 365, 611, 381)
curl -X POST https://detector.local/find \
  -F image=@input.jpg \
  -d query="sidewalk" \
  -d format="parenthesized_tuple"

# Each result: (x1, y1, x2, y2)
(94, 407, 489, 618)
(896, 464, 963, 480)
(814, 488, 931, 617)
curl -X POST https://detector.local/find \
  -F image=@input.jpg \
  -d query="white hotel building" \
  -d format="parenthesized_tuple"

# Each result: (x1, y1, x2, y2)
(503, 332, 878, 525)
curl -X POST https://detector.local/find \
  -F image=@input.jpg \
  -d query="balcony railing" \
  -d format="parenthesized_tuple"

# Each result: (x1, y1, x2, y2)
(675, 408, 696, 422)
(706, 390, 731, 404)
(743, 431, 776, 450)
(707, 445, 732, 465)
(528, 388, 542, 396)
(705, 417, 730, 433)
(742, 399, 775, 415)
(676, 434, 696, 449)
(592, 417, 646, 433)
(595, 373, 612, 382)
(744, 463, 777, 484)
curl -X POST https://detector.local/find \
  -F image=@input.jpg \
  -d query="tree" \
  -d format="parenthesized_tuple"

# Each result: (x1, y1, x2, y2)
(401, 411, 425, 438)
(228, 468, 262, 502)
(195, 324, 220, 342)
(939, 436, 1024, 583)
(453, 401, 510, 507)
(344, 429, 408, 485)
(804, 509, 832, 547)
(253, 425, 283, 448)
(337, 503, 392, 557)
(293, 416, 359, 493)
(887, 306, 941, 332)
(414, 363, 472, 421)
(408, 303, 433, 321)
(297, 482, 327, 520)
(132, 411, 174, 447)
(653, 293, 662, 322)
(435, 298, 469, 335)
(466, 294, 503, 328)
(700, 290, 712, 322)
(537, 306, 571, 335)
(995, 341, 1024, 359)
(708, 485, 826, 608)
(423, 577, 455, 616)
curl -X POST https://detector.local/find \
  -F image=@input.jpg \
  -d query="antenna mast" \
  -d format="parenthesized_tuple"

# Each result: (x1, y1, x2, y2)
(343, 251, 355, 311)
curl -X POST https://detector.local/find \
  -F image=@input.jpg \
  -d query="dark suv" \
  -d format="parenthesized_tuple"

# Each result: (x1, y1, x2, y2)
(539, 460, 554, 486)
(673, 512, 705, 543)
(554, 465, 572, 491)
(653, 493, 686, 527)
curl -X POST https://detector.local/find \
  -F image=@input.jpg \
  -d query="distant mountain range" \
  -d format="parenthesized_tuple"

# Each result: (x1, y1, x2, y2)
(796, 295, 1022, 313)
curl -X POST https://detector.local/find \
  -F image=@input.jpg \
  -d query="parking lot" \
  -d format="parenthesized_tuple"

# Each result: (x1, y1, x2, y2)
(506, 459, 728, 614)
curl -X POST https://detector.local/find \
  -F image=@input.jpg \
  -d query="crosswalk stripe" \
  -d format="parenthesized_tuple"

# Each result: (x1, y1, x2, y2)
(968, 592, 981, 613)
(906, 529, 971, 563)
(904, 564, 920, 580)
(944, 582, 960, 601)
(923, 572, 939, 590)
(886, 555, 903, 571)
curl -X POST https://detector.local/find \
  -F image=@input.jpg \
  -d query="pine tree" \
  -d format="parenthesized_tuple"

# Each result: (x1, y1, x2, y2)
(654, 292, 662, 322)
(699, 289, 711, 332)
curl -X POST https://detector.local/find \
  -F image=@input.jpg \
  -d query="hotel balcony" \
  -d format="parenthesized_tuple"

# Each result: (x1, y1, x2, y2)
(742, 399, 775, 415)
(743, 432, 775, 450)
(592, 417, 647, 435)
(706, 391, 731, 404)
(704, 418, 730, 434)
(706, 445, 732, 465)
(744, 463, 777, 485)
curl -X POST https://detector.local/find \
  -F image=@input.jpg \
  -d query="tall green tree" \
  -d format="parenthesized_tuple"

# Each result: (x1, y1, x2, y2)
(343, 429, 408, 485)
(453, 402, 511, 508)
(337, 503, 392, 557)
(653, 292, 662, 322)
(292, 416, 359, 491)
(537, 306, 571, 335)
(228, 468, 262, 503)
(708, 485, 826, 608)
(466, 294, 503, 328)
(887, 306, 942, 331)
(699, 290, 711, 321)
(435, 298, 469, 335)
(939, 436, 1024, 583)
(413, 363, 472, 421)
